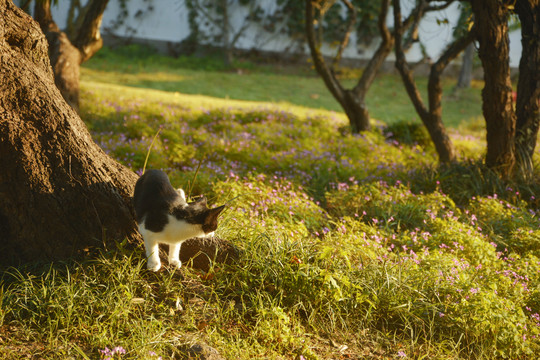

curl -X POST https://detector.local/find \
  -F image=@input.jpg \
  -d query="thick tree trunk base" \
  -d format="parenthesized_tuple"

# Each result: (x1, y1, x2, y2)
(471, 0, 516, 177)
(343, 91, 370, 133)
(0, 1, 139, 266)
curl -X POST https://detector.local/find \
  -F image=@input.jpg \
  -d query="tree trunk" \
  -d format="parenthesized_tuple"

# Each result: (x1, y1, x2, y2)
(470, 0, 516, 176)
(34, 0, 82, 112)
(342, 90, 370, 133)
(514, 0, 540, 176)
(456, 42, 474, 89)
(221, 0, 234, 67)
(392, 0, 467, 163)
(73, 0, 108, 62)
(0, 0, 139, 266)
(305, 0, 394, 133)
(34, 0, 109, 113)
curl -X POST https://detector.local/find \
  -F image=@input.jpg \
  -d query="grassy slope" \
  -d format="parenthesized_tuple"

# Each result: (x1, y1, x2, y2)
(1, 48, 539, 360)
(81, 45, 483, 128)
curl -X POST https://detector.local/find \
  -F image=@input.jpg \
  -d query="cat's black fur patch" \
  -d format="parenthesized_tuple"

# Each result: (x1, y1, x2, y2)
(134, 169, 224, 233)
(134, 169, 178, 232)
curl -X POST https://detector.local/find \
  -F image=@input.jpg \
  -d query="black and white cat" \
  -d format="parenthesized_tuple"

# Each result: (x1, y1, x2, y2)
(133, 169, 225, 271)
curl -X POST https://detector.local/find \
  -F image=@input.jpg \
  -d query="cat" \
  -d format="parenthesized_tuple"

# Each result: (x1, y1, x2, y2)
(133, 169, 225, 271)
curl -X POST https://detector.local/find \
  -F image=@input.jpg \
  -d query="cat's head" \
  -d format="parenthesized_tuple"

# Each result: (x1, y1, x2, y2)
(184, 195, 226, 235)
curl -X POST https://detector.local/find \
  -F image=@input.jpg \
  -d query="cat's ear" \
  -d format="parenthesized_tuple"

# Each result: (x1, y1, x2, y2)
(213, 205, 225, 216)
(177, 188, 186, 202)
(207, 205, 225, 221)
(202, 205, 226, 233)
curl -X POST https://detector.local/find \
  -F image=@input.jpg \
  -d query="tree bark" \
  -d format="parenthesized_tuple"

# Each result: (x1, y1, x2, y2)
(305, 0, 396, 133)
(73, 0, 108, 62)
(456, 42, 474, 89)
(221, 0, 234, 67)
(514, 0, 540, 176)
(353, 0, 394, 101)
(0, 0, 139, 266)
(393, 0, 468, 163)
(470, 0, 516, 176)
(34, 0, 109, 112)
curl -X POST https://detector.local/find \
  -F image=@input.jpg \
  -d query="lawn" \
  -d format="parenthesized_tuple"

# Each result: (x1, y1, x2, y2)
(1, 46, 539, 359)
(82, 45, 484, 128)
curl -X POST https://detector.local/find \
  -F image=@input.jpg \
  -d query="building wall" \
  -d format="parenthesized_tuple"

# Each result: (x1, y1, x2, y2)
(44, 0, 522, 67)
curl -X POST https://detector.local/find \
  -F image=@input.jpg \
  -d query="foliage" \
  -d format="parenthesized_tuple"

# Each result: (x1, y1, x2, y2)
(2, 50, 540, 359)
(101, 0, 155, 39)
(182, 0, 381, 55)
(265, 0, 381, 47)
(182, 0, 261, 55)
(383, 119, 433, 148)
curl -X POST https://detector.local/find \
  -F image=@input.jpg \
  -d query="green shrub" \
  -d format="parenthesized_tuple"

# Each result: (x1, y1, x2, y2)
(383, 120, 432, 147)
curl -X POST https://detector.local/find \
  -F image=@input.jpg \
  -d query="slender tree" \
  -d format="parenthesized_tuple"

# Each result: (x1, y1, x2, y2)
(305, 0, 393, 132)
(468, 0, 516, 176)
(514, 0, 540, 176)
(393, 0, 472, 163)
(305, 0, 432, 133)
(456, 43, 474, 89)
(454, 4, 475, 89)
(33, 0, 109, 112)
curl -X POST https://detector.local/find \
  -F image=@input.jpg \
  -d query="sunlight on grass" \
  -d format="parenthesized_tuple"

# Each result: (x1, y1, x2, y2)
(1, 48, 539, 360)
(81, 45, 483, 128)
(82, 80, 349, 126)
(83, 69, 194, 84)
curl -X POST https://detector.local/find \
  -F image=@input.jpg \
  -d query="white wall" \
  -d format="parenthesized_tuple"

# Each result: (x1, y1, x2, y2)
(45, 0, 522, 67)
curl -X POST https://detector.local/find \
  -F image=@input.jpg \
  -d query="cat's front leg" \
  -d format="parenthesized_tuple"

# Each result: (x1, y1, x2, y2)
(143, 233, 161, 271)
(168, 242, 182, 269)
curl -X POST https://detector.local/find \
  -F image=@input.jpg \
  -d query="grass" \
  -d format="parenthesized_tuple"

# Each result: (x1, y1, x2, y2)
(82, 45, 483, 128)
(1, 46, 539, 359)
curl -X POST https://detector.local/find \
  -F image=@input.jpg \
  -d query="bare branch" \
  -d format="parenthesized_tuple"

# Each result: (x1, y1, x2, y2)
(305, 0, 345, 101)
(393, 0, 429, 119)
(73, 0, 109, 63)
(426, 0, 455, 12)
(332, 0, 357, 68)
(353, 0, 393, 96)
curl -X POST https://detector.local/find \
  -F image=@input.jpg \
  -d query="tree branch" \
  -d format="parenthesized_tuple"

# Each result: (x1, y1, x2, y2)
(428, 27, 475, 113)
(393, 0, 429, 119)
(331, 0, 356, 68)
(73, 0, 109, 63)
(305, 0, 344, 102)
(353, 0, 393, 96)
(34, 0, 58, 33)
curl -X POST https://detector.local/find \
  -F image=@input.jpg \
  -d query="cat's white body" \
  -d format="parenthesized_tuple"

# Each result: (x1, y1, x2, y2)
(139, 189, 213, 271)
(133, 171, 224, 271)
(139, 221, 203, 271)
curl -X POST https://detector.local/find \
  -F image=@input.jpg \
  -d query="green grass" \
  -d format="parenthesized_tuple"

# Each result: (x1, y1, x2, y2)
(1, 46, 539, 359)
(82, 45, 483, 128)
